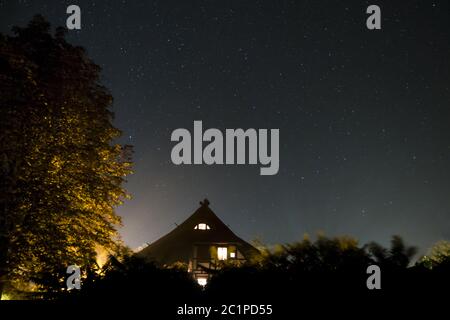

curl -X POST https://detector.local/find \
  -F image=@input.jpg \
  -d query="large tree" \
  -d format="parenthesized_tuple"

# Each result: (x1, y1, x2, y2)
(0, 16, 132, 298)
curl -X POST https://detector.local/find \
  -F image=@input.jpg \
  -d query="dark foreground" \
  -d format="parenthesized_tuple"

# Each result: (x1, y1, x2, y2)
(2, 266, 448, 319)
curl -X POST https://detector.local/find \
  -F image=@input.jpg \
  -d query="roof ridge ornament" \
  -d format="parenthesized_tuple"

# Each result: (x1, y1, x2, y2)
(200, 198, 210, 207)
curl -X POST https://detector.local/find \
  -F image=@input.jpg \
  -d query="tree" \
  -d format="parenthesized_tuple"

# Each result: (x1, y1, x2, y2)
(419, 241, 450, 270)
(251, 234, 370, 274)
(0, 15, 132, 298)
(366, 235, 417, 270)
(76, 255, 201, 302)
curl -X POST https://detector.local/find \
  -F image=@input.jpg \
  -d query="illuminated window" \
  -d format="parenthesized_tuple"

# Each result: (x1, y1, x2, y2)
(230, 252, 236, 258)
(217, 247, 228, 260)
(197, 277, 207, 286)
(194, 223, 210, 230)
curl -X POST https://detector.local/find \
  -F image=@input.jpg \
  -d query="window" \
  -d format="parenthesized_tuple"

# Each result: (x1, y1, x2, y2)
(217, 247, 228, 260)
(230, 252, 236, 258)
(194, 223, 210, 230)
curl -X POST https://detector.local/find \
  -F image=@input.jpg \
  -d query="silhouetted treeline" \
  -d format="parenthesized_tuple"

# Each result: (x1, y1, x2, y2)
(59, 235, 450, 307)
(206, 236, 449, 301)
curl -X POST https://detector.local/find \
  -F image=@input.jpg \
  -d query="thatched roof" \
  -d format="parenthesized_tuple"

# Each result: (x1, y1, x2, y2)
(136, 199, 259, 265)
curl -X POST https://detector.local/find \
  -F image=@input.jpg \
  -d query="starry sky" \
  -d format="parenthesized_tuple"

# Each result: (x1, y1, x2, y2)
(1, 0, 449, 253)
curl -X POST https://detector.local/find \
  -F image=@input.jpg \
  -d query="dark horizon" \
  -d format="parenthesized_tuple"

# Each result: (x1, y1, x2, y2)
(1, 0, 449, 254)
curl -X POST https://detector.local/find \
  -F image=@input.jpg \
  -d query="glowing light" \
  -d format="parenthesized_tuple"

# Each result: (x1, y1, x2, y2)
(230, 252, 236, 258)
(217, 247, 228, 260)
(1, 293, 11, 300)
(197, 277, 207, 286)
(194, 223, 210, 230)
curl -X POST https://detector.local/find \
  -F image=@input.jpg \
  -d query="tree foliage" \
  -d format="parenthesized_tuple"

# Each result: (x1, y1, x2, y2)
(419, 240, 450, 270)
(0, 15, 132, 297)
(366, 235, 417, 270)
(75, 235, 449, 306)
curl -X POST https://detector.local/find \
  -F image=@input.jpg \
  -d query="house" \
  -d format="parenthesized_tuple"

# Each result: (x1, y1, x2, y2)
(136, 199, 259, 285)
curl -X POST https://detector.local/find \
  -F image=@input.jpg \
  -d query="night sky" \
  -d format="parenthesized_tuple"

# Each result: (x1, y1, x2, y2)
(1, 0, 449, 253)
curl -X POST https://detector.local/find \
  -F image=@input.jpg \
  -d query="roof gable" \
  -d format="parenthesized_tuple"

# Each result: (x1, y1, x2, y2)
(137, 199, 259, 264)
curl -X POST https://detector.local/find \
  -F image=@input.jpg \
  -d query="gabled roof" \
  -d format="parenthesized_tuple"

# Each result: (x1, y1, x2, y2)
(136, 199, 259, 265)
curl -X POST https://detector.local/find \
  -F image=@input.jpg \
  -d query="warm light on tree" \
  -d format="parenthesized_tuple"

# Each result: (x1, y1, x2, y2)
(0, 15, 132, 298)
